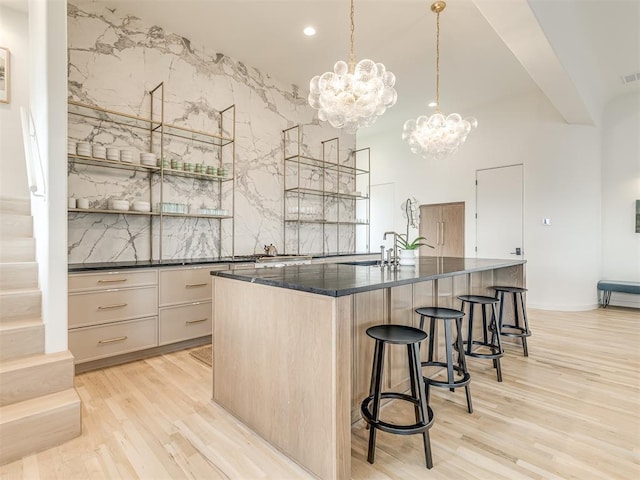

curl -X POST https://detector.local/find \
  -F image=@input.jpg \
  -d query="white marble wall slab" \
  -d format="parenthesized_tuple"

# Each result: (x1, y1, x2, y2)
(67, 2, 359, 262)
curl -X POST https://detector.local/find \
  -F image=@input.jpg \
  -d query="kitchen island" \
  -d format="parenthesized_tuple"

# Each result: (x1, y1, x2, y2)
(210, 257, 525, 479)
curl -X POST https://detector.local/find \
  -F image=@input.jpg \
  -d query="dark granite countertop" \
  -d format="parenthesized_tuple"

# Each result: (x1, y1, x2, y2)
(210, 257, 526, 297)
(67, 252, 376, 272)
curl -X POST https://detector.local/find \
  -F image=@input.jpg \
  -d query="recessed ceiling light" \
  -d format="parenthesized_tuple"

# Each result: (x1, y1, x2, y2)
(428, 101, 437, 108)
(303, 26, 316, 37)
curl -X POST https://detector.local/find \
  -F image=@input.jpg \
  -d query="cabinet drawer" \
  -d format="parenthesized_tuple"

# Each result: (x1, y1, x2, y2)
(159, 265, 227, 306)
(69, 317, 158, 363)
(69, 269, 157, 292)
(159, 302, 212, 345)
(69, 286, 158, 328)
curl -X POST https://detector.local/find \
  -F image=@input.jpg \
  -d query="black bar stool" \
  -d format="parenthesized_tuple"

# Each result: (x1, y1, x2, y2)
(458, 295, 504, 382)
(415, 307, 473, 414)
(493, 286, 531, 356)
(360, 324, 435, 469)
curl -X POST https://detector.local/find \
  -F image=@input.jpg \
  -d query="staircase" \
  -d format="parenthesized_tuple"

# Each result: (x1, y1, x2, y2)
(0, 196, 81, 465)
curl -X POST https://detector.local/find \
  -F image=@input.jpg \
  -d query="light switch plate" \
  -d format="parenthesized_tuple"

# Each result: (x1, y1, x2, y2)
(542, 218, 552, 226)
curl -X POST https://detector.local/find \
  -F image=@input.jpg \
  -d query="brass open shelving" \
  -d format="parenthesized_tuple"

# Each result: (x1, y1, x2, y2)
(68, 82, 236, 260)
(283, 125, 370, 255)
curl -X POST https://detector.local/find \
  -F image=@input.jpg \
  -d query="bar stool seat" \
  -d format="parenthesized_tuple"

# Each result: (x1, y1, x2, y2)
(458, 295, 504, 382)
(415, 307, 473, 414)
(361, 324, 435, 468)
(493, 286, 531, 356)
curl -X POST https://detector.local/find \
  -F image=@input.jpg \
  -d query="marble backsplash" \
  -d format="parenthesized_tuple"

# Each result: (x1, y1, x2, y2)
(67, 2, 363, 263)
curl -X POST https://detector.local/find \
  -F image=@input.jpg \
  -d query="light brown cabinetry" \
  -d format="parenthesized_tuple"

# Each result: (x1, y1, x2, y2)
(419, 202, 465, 257)
(68, 263, 229, 368)
(68, 269, 158, 363)
(157, 265, 226, 346)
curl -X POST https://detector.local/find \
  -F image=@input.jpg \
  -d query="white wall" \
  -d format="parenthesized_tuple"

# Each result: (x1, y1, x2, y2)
(601, 91, 640, 307)
(28, 0, 69, 353)
(0, 5, 29, 199)
(360, 90, 603, 310)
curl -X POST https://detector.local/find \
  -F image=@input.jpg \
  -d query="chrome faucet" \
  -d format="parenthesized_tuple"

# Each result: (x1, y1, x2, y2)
(383, 231, 400, 268)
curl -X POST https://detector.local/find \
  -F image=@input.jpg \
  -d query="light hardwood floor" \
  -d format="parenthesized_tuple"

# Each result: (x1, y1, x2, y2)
(1, 307, 638, 479)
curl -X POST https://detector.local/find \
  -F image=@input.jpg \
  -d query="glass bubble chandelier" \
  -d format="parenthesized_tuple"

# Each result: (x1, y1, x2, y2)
(308, 0, 397, 133)
(402, 1, 477, 160)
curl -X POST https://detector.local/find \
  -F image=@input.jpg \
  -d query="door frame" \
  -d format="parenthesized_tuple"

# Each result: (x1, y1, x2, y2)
(475, 163, 525, 258)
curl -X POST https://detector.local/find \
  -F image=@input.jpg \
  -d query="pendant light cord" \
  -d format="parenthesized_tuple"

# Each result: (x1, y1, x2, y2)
(435, 8, 441, 112)
(349, 0, 356, 73)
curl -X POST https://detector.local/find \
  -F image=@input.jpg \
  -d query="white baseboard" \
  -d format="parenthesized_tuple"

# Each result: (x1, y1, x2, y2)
(527, 303, 600, 312)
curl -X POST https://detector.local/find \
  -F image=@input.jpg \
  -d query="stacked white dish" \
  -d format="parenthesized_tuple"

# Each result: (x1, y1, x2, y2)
(106, 147, 120, 161)
(140, 152, 157, 167)
(131, 200, 151, 212)
(76, 142, 91, 157)
(108, 198, 129, 211)
(120, 150, 133, 163)
(92, 145, 106, 159)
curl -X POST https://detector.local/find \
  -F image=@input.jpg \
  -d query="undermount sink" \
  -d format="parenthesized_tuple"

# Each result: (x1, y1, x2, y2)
(338, 260, 380, 266)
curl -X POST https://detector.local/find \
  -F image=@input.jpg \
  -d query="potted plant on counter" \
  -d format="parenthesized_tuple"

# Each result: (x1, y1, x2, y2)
(397, 234, 434, 265)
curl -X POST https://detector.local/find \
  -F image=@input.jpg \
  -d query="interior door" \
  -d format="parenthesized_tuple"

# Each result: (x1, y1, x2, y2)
(419, 204, 440, 257)
(441, 203, 465, 257)
(476, 165, 524, 259)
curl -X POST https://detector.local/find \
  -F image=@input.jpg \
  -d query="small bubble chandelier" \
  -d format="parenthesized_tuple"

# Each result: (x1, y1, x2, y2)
(402, 1, 477, 160)
(308, 0, 397, 133)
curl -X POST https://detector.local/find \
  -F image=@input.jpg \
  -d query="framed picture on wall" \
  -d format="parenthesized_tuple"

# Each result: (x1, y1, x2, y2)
(0, 47, 9, 104)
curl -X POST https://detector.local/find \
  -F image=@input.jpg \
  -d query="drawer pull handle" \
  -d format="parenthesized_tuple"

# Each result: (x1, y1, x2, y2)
(97, 303, 128, 310)
(185, 283, 207, 288)
(186, 318, 208, 325)
(98, 336, 128, 344)
(97, 278, 128, 284)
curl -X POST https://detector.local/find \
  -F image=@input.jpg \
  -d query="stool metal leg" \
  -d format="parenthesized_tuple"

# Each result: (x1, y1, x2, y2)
(465, 301, 474, 356)
(407, 344, 420, 421)
(518, 292, 530, 356)
(444, 320, 455, 392)
(497, 291, 506, 332)
(481, 304, 489, 345)
(409, 342, 433, 469)
(455, 317, 473, 414)
(490, 303, 503, 382)
(367, 340, 386, 464)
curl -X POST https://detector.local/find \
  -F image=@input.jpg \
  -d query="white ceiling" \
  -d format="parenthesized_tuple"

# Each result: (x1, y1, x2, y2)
(6, 0, 640, 133)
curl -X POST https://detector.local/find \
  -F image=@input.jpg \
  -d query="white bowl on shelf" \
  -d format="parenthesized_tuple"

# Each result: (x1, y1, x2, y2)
(76, 144, 91, 156)
(140, 158, 156, 167)
(92, 145, 106, 159)
(108, 199, 129, 211)
(131, 200, 150, 212)
(120, 149, 133, 160)
(106, 147, 120, 161)
(140, 152, 156, 163)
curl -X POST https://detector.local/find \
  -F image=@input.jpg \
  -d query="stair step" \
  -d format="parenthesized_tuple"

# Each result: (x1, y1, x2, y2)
(0, 351, 75, 407)
(0, 213, 33, 239)
(0, 196, 30, 216)
(0, 388, 81, 465)
(0, 262, 38, 291)
(0, 319, 44, 361)
(0, 238, 35, 263)
(0, 288, 41, 323)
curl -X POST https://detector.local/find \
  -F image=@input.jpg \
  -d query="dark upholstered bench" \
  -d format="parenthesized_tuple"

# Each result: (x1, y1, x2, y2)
(597, 281, 640, 307)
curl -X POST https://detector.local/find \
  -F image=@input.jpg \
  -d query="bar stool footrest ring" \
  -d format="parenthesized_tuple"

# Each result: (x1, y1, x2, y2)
(463, 340, 504, 359)
(500, 324, 532, 337)
(361, 392, 434, 435)
(421, 360, 471, 388)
